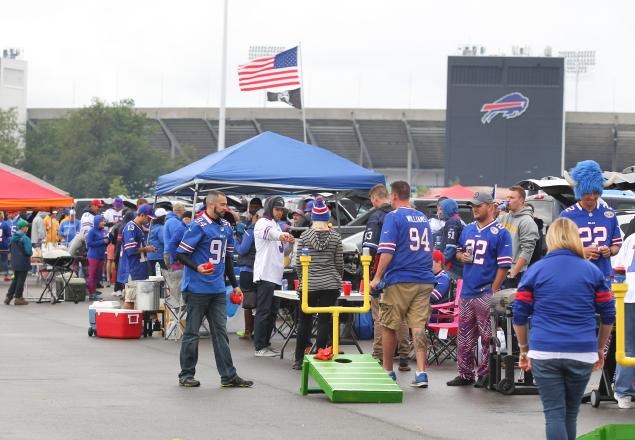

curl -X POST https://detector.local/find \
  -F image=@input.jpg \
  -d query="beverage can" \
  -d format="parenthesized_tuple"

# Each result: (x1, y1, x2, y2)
(301, 247, 309, 256)
(465, 245, 474, 261)
(281, 279, 288, 290)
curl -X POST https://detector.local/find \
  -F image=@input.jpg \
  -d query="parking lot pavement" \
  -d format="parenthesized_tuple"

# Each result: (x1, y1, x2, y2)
(1, 284, 633, 440)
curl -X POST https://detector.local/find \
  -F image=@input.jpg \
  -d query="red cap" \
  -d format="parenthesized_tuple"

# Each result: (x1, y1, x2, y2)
(91, 199, 104, 207)
(432, 250, 445, 264)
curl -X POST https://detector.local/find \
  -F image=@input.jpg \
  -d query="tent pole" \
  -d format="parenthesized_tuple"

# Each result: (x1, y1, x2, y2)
(335, 192, 341, 232)
(192, 183, 199, 217)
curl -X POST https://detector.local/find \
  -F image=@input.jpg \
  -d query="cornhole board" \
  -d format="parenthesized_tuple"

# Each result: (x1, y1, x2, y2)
(300, 354, 402, 403)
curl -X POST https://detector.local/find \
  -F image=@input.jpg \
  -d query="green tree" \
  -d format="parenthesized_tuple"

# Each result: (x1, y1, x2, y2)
(24, 99, 187, 197)
(108, 176, 128, 196)
(0, 107, 24, 166)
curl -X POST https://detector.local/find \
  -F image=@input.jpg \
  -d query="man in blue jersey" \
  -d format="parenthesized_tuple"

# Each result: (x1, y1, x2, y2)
(176, 191, 253, 389)
(447, 191, 512, 388)
(370, 181, 436, 388)
(118, 205, 157, 309)
(560, 160, 622, 279)
(438, 198, 465, 280)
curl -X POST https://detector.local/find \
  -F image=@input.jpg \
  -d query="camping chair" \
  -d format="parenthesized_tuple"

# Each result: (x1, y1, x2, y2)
(427, 279, 462, 365)
(162, 268, 187, 341)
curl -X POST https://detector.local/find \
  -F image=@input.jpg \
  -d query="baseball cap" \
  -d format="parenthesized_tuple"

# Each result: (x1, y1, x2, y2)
(91, 199, 104, 207)
(271, 198, 285, 209)
(137, 204, 156, 219)
(469, 192, 495, 206)
(293, 208, 303, 216)
(16, 219, 29, 229)
(432, 250, 445, 264)
(173, 202, 186, 212)
(154, 208, 167, 217)
(304, 200, 314, 213)
(69, 209, 76, 216)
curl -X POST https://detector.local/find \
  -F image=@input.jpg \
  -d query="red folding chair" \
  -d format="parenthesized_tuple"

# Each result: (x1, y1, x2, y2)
(427, 279, 462, 365)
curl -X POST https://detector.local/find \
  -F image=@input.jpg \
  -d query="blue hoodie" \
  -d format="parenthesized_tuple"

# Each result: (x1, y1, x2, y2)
(148, 223, 164, 261)
(163, 212, 181, 263)
(86, 215, 109, 260)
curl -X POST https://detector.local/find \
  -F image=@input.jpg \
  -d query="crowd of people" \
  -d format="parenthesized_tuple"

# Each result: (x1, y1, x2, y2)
(1, 159, 634, 439)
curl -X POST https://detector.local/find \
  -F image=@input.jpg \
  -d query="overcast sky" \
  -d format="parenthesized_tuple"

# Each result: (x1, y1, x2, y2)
(3, 0, 635, 112)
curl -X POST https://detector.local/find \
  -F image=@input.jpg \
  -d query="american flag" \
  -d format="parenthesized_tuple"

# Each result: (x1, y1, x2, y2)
(238, 47, 300, 92)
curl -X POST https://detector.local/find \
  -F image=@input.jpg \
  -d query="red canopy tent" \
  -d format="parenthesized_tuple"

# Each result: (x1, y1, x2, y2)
(0, 163, 73, 210)
(430, 184, 475, 199)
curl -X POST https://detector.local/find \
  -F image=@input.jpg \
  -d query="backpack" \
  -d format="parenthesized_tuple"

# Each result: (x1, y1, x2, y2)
(529, 218, 546, 266)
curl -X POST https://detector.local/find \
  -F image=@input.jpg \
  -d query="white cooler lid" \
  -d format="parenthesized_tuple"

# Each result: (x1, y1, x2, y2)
(96, 309, 141, 315)
(89, 301, 122, 309)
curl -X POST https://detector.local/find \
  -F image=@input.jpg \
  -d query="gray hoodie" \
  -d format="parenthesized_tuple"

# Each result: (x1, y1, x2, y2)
(499, 206, 539, 271)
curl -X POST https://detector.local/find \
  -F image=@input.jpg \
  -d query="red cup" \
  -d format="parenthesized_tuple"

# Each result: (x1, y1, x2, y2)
(342, 282, 352, 296)
(359, 280, 364, 294)
(294, 279, 300, 291)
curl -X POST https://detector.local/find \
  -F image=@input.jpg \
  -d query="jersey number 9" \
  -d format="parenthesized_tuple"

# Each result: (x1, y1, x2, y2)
(209, 239, 226, 264)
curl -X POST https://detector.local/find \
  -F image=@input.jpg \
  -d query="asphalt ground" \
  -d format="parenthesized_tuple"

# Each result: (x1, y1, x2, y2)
(1, 279, 633, 440)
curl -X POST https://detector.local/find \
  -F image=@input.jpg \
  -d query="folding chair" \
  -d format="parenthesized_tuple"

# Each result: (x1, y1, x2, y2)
(427, 279, 462, 365)
(162, 268, 187, 341)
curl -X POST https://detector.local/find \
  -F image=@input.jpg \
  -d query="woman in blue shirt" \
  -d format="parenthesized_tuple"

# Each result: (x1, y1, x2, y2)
(147, 209, 167, 276)
(513, 217, 615, 440)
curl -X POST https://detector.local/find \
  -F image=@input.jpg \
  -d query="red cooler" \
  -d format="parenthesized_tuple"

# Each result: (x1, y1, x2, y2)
(95, 309, 143, 339)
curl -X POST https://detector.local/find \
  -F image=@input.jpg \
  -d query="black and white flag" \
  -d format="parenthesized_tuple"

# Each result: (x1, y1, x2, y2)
(266, 88, 302, 109)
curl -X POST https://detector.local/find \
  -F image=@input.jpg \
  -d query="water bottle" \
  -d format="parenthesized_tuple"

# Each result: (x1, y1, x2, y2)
(281, 279, 288, 290)
(301, 247, 309, 256)
(155, 262, 161, 276)
(497, 328, 507, 353)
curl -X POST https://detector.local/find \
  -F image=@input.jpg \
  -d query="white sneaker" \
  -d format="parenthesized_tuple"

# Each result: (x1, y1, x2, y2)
(616, 395, 633, 409)
(255, 347, 278, 357)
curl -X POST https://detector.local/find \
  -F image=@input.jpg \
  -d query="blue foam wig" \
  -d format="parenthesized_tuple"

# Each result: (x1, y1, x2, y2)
(570, 160, 604, 200)
(440, 198, 458, 220)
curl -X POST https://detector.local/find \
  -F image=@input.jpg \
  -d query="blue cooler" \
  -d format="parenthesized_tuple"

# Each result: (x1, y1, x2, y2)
(88, 301, 121, 337)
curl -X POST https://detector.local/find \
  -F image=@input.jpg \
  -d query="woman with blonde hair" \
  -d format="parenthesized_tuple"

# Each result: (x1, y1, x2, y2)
(513, 217, 615, 440)
(293, 197, 343, 370)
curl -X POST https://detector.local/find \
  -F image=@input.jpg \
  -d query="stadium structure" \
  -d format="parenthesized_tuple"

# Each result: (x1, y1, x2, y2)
(27, 107, 635, 186)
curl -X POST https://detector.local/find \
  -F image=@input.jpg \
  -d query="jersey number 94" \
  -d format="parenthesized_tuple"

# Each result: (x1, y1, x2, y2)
(409, 227, 430, 252)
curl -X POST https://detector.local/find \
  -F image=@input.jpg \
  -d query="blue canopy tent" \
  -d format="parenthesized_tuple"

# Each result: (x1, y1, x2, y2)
(155, 131, 385, 196)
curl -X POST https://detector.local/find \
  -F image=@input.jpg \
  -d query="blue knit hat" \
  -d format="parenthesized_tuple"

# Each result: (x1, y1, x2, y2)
(311, 197, 330, 222)
(568, 160, 605, 200)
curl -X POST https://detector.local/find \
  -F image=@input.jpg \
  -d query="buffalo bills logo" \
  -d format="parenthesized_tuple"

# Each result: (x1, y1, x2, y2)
(481, 92, 529, 124)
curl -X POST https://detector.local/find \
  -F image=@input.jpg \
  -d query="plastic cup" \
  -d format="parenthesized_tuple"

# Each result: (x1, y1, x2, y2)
(294, 279, 300, 291)
(359, 280, 364, 294)
(342, 282, 352, 296)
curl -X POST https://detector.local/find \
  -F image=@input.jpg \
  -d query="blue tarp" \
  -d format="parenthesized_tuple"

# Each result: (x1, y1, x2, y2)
(155, 131, 385, 195)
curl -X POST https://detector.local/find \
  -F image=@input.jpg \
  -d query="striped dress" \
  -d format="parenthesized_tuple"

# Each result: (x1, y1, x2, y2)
(294, 228, 343, 292)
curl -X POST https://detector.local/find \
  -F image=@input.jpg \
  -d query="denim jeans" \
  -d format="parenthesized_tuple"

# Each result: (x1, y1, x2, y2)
(7, 271, 28, 299)
(615, 303, 635, 399)
(254, 280, 280, 351)
(532, 358, 593, 440)
(179, 292, 237, 384)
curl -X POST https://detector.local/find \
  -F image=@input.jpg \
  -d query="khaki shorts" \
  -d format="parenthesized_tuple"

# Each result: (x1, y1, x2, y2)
(379, 282, 433, 330)
(124, 278, 137, 303)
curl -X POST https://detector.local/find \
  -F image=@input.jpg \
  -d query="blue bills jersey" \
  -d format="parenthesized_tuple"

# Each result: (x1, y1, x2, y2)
(117, 220, 149, 283)
(458, 220, 512, 299)
(377, 207, 436, 286)
(560, 202, 622, 277)
(177, 213, 235, 295)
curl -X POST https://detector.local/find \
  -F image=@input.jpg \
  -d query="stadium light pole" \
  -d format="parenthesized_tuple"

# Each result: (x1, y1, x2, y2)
(218, 0, 229, 151)
(559, 50, 595, 111)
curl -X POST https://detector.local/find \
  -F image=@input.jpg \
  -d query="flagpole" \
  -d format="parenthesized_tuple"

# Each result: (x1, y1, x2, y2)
(218, 0, 228, 151)
(298, 43, 307, 144)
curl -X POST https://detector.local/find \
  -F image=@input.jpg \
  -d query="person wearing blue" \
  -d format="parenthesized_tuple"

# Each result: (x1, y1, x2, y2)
(370, 181, 436, 388)
(612, 232, 635, 409)
(118, 205, 156, 309)
(163, 202, 186, 266)
(447, 191, 512, 388)
(431, 250, 451, 304)
(86, 215, 109, 300)
(147, 208, 167, 276)
(58, 209, 81, 245)
(235, 209, 261, 340)
(176, 191, 253, 389)
(0, 211, 12, 282)
(513, 217, 614, 440)
(561, 160, 622, 279)
(4, 220, 32, 306)
(438, 198, 465, 280)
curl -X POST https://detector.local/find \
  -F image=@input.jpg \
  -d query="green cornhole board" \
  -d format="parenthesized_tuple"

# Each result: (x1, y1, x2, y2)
(300, 354, 403, 403)
(577, 424, 635, 440)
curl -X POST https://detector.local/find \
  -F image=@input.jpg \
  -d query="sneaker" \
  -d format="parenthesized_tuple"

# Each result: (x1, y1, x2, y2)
(411, 371, 429, 388)
(221, 375, 253, 388)
(236, 330, 245, 337)
(266, 345, 280, 354)
(447, 376, 475, 386)
(616, 395, 633, 409)
(254, 347, 278, 357)
(398, 357, 411, 372)
(291, 361, 303, 370)
(3, 296, 11, 305)
(474, 375, 489, 388)
(387, 370, 397, 381)
(14, 298, 28, 306)
(179, 377, 200, 387)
